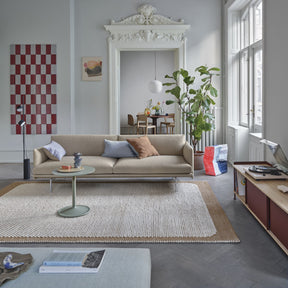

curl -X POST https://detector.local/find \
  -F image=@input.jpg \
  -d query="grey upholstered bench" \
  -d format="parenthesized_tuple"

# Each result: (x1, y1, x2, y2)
(0, 247, 151, 288)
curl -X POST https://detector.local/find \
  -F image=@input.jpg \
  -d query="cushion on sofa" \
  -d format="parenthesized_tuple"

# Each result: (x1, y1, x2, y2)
(102, 140, 138, 158)
(32, 156, 117, 175)
(43, 141, 66, 161)
(126, 136, 159, 159)
(113, 155, 192, 174)
(119, 134, 185, 155)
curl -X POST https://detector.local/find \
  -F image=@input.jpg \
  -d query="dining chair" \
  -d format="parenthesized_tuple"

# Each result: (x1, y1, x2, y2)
(127, 114, 137, 134)
(160, 113, 175, 134)
(136, 114, 156, 135)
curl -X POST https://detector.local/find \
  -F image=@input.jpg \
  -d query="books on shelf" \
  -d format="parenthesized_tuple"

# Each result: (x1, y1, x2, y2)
(39, 250, 105, 274)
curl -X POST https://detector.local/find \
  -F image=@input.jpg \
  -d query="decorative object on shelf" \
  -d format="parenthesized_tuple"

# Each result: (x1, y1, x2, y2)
(0, 252, 33, 286)
(10, 44, 57, 135)
(17, 105, 30, 180)
(73, 152, 82, 168)
(148, 51, 162, 94)
(3, 254, 24, 270)
(163, 65, 220, 170)
(82, 57, 102, 81)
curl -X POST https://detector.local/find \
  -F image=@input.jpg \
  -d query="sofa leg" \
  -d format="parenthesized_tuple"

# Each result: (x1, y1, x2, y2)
(174, 177, 178, 192)
(50, 178, 53, 193)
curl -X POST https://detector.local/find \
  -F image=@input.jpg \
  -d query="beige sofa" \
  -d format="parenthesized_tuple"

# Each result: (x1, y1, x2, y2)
(33, 134, 194, 180)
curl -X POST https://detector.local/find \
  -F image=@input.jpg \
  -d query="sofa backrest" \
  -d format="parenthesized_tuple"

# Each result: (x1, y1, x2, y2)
(51, 134, 186, 156)
(118, 134, 186, 155)
(51, 135, 118, 156)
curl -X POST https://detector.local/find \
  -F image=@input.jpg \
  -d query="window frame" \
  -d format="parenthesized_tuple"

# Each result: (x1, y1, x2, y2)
(231, 0, 263, 133)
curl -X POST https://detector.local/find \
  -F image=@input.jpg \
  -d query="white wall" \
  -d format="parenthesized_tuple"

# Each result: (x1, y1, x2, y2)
(0, 0, 222, 162)
(263, 0, 288, 161)
(0, 0, 71, 162)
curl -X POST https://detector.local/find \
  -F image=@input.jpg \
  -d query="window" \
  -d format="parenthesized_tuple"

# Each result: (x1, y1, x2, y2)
(227, 0, 263, 133)
(239, 49, 249, 126)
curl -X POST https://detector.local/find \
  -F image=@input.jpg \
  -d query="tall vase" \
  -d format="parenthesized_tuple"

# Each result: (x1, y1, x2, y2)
(73, 152, 82, 168)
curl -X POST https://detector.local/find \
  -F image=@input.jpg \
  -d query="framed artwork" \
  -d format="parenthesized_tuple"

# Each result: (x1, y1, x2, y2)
(10, 44, 57, 135)
(82, 57, 102, 81)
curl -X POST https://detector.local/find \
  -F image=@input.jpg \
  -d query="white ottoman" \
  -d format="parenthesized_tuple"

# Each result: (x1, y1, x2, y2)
(0, 247, 151, 288)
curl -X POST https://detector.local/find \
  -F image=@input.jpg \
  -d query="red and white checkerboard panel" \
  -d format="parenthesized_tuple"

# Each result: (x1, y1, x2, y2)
(10, 44, 57, 134)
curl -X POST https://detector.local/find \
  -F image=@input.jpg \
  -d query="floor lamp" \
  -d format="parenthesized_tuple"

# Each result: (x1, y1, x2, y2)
(17, 105, 30, 180)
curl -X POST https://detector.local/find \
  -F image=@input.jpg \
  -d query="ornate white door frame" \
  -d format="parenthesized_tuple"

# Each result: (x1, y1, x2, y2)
(105, 5, 190, 134)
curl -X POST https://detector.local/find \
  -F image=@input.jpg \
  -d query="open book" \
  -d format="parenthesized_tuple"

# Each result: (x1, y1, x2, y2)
(39, 250, 105, 274)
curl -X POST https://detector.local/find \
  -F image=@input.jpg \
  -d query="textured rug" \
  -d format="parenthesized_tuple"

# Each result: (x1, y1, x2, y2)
(0, 181, 239, 243)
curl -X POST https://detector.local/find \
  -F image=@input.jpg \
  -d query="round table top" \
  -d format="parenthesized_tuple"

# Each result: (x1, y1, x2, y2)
(52, 165, 95, 177)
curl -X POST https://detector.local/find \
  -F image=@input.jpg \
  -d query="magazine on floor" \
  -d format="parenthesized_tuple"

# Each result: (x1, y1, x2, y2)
(39, 250, 105, 273)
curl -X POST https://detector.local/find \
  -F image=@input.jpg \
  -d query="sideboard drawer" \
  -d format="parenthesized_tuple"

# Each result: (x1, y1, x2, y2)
(246, 180, 269, 228)
(270, 200, 288, 249)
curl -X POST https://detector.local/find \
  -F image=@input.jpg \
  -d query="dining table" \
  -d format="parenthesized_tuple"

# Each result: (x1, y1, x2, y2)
(149, 114, 173, 134)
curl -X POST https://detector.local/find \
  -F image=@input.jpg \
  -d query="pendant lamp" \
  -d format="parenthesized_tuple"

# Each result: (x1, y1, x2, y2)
(148, 51, 162, 93)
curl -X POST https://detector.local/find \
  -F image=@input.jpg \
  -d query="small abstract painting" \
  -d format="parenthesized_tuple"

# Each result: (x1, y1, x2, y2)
(82, 57, 102, 81)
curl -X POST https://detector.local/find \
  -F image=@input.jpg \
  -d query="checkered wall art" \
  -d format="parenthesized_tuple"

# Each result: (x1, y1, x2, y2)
(10, 44, 57, 135)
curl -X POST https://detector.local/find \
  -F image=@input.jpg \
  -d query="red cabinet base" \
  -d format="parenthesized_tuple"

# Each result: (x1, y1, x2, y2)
(246, 180, 269, 228)
(270, 200, 288, 250)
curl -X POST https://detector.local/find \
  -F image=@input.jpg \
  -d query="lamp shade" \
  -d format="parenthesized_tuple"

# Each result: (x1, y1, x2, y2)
(148, 79, 163, 94)
(16, 105, 24, 113)
(18, 119, 26, 127)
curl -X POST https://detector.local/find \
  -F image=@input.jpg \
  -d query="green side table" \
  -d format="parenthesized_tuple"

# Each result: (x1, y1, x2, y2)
(52, 166, 95, 218)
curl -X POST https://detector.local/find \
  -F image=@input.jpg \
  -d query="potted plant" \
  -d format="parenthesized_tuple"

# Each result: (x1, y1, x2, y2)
(163, 65, 220, 170)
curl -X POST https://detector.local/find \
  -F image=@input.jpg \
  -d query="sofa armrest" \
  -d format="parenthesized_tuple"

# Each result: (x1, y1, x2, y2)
(183, 141, 194, 166)
(33, 148, 48, 167)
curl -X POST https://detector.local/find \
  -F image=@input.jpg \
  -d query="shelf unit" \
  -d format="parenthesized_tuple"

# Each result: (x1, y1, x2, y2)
(233, 161, 288, 256)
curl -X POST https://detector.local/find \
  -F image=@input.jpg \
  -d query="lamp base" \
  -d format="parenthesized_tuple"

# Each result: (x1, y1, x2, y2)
(24, 158, 30, 180)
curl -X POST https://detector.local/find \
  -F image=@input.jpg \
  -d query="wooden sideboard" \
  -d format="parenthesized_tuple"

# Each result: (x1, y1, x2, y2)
(233, 162, 288, 256)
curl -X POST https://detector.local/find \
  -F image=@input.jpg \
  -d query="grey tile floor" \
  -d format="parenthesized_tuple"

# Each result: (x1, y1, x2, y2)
(0, 163, 287, 288)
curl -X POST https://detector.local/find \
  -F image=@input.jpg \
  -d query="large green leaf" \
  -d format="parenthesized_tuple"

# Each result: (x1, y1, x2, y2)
(169, 86, 181, 98)
(189, 88, 196, 95)
(164, 75, 174, 79)
(163, 82, 174, 86)
(172, 71, 180, 80)
(208, 67, 220, 72)
(210, 86, 218, 97)
(180, 69, 189, 78)
(165, 100, 175, 105)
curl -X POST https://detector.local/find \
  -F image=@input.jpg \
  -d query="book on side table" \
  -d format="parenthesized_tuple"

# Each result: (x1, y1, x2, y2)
(39, 250, 105, 274)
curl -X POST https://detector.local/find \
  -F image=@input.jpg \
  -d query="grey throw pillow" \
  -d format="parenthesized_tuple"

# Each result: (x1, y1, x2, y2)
(43, 141, 66, 161)
(102, 140, 138, 158)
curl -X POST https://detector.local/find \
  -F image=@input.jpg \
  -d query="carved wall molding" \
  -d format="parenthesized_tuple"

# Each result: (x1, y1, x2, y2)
(111, 5, 184, 25)
(105, 5, 190, 44)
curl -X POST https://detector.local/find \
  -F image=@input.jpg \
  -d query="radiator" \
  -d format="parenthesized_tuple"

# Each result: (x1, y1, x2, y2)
(227, 125, 249, 163)
(185, 108, 216, 152)
(195, 130, 215, 152)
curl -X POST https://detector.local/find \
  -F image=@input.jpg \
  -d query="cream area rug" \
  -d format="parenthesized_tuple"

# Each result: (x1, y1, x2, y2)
(0, 181, 239, 243)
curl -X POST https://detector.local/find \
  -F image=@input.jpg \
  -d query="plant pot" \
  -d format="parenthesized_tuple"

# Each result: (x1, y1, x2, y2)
(194, 151, 205, 170)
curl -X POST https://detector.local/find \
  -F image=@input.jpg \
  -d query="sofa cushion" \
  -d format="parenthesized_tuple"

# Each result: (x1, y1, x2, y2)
(33, 156, 117, 175)
(113, 155, 192, 174)
(43, 141, 66, 161)
(102, 140, 138, 158)
(126, 136, 159, 159)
